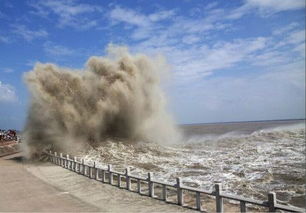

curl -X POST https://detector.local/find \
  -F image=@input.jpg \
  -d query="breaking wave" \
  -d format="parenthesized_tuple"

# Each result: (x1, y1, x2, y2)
(23, 45, 179, 158)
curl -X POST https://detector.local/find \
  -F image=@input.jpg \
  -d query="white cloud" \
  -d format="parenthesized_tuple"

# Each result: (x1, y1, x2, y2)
(250, 50, 288, 66)
(110, 6, 150, 27)
(3, 68, 14, 73)
(12, 25, 48, 41)
(134, 37, 267, 81)
(148, 10, 176, 22)
(172, 61, 305, 123)
(28, 0, 102, 30)
(293, 43, 305, 56)
(226, 5, 250, 20)
(43, 42, 74, 56)
(182, 35, 201, 44)
(227, 0, 305, 19)
(247, 0, 305, 12)
(287, 30, 305, 45)
(109, 6, 227, 43)
(110, 6, 175, 27)
(107, 5, 300, 86)
(0, 81, 17, 103)
(273, 29, 305, 56)
(204, 2, 219, 10)
(272, 22, 299, 35)
(108, 4, 304, 86)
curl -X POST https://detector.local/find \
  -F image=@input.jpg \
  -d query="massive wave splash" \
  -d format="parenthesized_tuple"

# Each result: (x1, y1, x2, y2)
(23, 45, 179, 158)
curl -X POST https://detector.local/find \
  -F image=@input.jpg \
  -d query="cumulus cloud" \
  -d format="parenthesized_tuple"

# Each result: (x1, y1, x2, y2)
(0, 81, 17, 103)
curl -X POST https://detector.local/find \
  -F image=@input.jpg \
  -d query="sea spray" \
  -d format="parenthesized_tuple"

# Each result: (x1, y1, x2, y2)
(23, 45, 180, 158)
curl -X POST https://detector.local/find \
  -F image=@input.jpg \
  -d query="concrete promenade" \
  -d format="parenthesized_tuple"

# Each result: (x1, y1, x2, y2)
(0, 153, 193, 212)
(0, 154, 98, 212)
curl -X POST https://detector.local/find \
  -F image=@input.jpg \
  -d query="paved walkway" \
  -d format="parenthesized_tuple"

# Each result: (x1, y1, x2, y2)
(0, 154, 98, 212)
(0, 153, 194, 212)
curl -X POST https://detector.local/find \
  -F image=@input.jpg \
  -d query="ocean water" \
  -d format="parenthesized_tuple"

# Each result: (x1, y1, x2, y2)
(81, 119, 305, 208)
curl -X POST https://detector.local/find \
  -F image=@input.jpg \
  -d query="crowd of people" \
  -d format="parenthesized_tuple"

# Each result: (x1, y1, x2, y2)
(0, 129, 18, 142)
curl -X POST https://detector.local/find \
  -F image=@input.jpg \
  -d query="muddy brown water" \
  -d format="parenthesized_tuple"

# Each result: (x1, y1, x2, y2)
(80, 119, 305, 208)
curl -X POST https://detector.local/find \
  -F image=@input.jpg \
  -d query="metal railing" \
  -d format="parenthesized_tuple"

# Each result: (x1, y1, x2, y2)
(45, 151, 304, 212)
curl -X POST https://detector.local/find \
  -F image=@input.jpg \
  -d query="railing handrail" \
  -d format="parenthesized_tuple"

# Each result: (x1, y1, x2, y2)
(45, 151, 305, 213)
(220, 193, 268, 206)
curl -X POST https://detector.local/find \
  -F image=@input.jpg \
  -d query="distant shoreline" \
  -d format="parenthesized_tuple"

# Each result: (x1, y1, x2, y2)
(180, 118, 305, 126)
(5, 118, 306, 132)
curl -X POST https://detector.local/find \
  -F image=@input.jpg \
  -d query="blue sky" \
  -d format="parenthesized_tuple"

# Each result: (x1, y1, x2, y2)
(0, 0, 305, 130)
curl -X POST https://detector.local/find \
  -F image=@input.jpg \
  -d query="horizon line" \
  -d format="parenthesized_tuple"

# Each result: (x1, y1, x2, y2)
(179, 118, 306, 126)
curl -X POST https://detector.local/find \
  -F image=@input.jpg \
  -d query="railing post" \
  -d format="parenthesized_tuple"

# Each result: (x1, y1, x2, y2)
(85, 164, 88, 176)
(95, 166, 99, 180)
(70, 156, 73, 170)
(196, 191, 201, 211)
(73, 157, 77, 171)
(90, 162, 95, 179)
(64, 154, 66, 168)
(117, 174, 121, 187)
(108, 165, 113, 184)
(54, 152, 58, 165)
(89, 164, 92, 178)
(70, 158, 73, 170)
(81, 159, 85, 175)
(268, 192, 276, 212)
(60, 153, 63, 167)
(93, 162, 96, 178)
(80, 160, 82, 174)
(137, 179, 141, 194)
(48, 150, 52, 162)
(84, 164, 87, 176)
(176, 177, 183, 206)
(49, 150, 52, 162)
(102, 169, 106, 183)
(126, 167, 131, 190)
(148, 172, 154, 197)
(215, 183, 223, 213)
(240, 201, 246, 213)
(82, 159, 85, 175)
(73, 157, 76, 171)
(162, 185, 167, 201)
(76, 160, 80, 173)
(66, 154, 69, 169)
